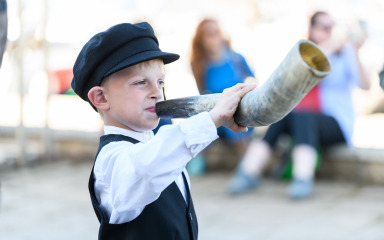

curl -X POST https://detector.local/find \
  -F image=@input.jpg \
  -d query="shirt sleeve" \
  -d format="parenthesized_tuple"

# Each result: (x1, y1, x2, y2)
(94, 112, 218, 224)
(343, 44, 360, 88)
(239, 54, 255, 78)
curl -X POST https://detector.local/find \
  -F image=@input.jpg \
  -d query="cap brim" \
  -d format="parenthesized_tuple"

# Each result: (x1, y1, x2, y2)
(104, 51, 180, 78)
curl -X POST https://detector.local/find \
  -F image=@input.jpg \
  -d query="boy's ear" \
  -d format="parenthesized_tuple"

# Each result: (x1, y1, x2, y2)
(88, 86, 109, 111)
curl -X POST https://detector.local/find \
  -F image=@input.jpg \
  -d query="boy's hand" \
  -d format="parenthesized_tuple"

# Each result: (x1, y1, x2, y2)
(210, 83, 257, 133)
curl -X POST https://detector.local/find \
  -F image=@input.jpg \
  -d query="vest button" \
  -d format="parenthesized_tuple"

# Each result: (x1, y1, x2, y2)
(189, 212, 193, 221)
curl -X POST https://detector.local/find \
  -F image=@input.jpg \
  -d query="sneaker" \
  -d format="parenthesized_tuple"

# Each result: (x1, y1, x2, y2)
(227, 169, 259, 195)
(288, 179, 313, 199)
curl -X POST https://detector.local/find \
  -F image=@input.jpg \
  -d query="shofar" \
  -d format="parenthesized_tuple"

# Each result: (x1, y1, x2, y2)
(155, 40, 331, 127)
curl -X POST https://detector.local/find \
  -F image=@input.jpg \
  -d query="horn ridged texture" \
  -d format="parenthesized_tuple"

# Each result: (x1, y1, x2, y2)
(155, 40, 331, 127)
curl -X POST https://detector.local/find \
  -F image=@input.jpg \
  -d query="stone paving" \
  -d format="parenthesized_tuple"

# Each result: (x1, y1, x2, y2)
(0, 160, 383, 240)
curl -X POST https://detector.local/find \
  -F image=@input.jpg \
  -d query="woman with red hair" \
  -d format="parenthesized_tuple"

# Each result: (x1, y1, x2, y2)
(189, 18, 256, 174)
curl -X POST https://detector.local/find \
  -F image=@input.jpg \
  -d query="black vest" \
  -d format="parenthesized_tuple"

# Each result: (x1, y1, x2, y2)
(88, 134, 198, 240)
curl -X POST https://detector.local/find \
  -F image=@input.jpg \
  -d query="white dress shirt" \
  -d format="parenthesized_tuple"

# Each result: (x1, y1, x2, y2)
(93, 112, 218, 224)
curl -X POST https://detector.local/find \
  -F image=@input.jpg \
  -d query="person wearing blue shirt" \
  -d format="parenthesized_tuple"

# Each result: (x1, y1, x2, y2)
(204, 48, 254, 94)
(189, 19, 256, 174)
(227, 11, 371, 199)
(0, 0, 7, 68)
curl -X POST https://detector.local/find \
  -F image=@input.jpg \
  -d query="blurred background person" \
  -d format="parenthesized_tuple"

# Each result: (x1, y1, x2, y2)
(227, 11, 371, 199)
(0, 0, 7, 68)
(188, 18, 256, 175)
(0, 0, 6, 207)
(379, 64, 384, 90)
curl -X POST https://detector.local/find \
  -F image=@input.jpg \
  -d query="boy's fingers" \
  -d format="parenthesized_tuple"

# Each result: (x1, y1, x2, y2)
(234, 84, 257, 98)
(243, 83, 257, 92)
(223, 83, 256, 97)
(225, 83, 247, 92)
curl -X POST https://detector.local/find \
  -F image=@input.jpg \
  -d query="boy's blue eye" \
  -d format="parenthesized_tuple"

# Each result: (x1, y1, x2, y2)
(159, 80, 165, 87)
(136, 80, 146, 85)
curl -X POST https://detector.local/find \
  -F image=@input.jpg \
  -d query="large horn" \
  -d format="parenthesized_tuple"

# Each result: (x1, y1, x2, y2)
(155, 40, 331, 127)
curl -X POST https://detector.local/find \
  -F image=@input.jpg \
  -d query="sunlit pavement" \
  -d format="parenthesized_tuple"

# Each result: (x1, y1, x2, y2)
(0, 160, 383, 240)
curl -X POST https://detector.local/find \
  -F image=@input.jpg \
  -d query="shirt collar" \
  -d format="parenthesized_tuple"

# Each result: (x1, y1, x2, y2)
(103, 125, 153, 143)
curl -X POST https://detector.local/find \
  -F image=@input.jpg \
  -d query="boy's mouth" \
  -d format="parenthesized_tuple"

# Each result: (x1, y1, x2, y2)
(145, 106, 156, 113)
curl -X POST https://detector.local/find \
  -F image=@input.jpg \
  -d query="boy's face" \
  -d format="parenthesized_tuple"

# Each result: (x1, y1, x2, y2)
(101, 60, 165, 132)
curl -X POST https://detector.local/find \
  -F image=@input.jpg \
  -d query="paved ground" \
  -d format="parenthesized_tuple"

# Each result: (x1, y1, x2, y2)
(0, 160, 383, 240)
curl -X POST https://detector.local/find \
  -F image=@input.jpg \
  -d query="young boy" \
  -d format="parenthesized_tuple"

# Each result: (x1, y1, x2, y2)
(71, 22, 255, 240)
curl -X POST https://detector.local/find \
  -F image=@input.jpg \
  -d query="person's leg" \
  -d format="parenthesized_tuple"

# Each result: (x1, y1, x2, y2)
(292, 144, 318, 180)
(288, 112, 345, 199)
(288, 112, 319, 199)
(290, 112, 345, 178)
(242, 112, 293, 176)
(288, 144, 317, 199)
(318, 114, 346, 146)
(241, 139, 272, 176)
(290, 112, 319, 181)
(227, 113, 291, 194)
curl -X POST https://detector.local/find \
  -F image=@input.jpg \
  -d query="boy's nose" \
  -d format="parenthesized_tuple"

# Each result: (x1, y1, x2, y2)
(150, 84, 163, 100)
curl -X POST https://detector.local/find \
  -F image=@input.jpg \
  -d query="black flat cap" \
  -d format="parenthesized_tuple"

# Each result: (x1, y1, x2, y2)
(71, 22, 179, 104)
